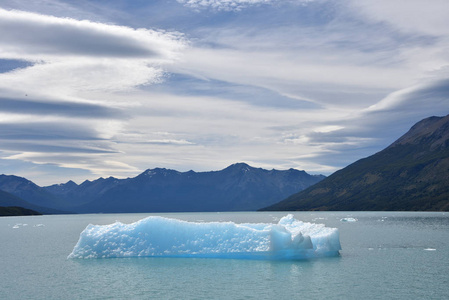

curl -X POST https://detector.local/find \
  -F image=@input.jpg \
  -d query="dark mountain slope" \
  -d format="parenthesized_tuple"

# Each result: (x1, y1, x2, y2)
(262, 114, 449, 211)
(0, 189, 56, 214)
(0, 189, 32, 207)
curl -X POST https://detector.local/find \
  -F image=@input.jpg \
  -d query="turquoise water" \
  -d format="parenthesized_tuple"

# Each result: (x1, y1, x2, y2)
(1, 212, 448, 299)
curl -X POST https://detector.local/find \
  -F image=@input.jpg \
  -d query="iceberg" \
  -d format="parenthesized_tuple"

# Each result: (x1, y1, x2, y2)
(340, 217, 358, 222)
(68, 214, 341, 260)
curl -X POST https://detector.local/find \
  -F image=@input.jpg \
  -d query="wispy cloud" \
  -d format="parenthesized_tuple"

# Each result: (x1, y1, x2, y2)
(0, 96, 124, 118)
(177, 0, 314, 11)
(0, 8, 186, 95)
(0, 8, 185, 60)
(349, 0, 449, 36)
(365, 78, 449, 125)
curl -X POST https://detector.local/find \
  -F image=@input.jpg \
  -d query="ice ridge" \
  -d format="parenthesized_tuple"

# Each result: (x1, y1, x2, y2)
(68, 214, 341, 260)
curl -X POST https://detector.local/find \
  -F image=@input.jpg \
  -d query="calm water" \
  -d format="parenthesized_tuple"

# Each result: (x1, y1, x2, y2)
(1, 212, 448, 300)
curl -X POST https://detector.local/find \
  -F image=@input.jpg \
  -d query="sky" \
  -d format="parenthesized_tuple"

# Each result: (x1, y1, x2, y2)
(0, 0, 448, 186)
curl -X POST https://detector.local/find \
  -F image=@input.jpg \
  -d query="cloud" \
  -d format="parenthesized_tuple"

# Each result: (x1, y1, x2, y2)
(172, 38, 411, 110)
(0, 0, 106, 22)
(177, 0, 314, 11)
(152, 74, 320, 109)
(348, 0, 449, 36)
(0, 142, 116, 154)
(167, 0, 445, 111)
(0, 119, 114, 140)
(0, 8, 186, 95)
(0, 8, 185, 60)
(0, 96, 124, 118)
(0, 59, 164, 94)
(143, 139, 195, 145)
(2, 151, 140, 185)
(365, 78, 449, 124)
(367, 77, 449, 112)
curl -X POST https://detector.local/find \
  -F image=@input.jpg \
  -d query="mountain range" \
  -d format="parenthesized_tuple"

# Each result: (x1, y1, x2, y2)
(3, 114, 449, 214)
(0, 163, 324, 213)
(262, 114, 449, 211)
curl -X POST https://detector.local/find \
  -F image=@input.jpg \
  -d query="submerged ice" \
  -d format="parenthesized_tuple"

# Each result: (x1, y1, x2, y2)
(68, 215, 341, 260)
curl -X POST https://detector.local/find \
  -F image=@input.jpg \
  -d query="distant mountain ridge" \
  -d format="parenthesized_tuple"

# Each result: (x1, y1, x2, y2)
(1, 163, 324, 213)
(262, 114, 449, 211)
(0, 177, 69, 214)
(0, 189, 44, 212)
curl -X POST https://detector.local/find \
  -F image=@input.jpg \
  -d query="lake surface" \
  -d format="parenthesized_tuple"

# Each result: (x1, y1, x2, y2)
(1, 212, 448, 299)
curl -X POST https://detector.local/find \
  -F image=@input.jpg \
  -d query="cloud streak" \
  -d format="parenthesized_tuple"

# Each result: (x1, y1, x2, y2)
(0, 8, 185, 60)
(0, 96, 124, 118)
(177, 0, 314, 11)
(0, 8, 187, 95)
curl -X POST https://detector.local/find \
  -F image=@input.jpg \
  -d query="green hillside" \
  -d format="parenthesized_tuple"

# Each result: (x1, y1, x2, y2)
(0, 206, 42, 217)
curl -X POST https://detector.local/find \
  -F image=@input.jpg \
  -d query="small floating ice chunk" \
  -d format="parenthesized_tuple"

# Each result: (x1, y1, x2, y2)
(424, 248, 436, 251)
(68, 214, 341, 260)
(340, 217, 358, 222)
(12, 223, 28, 228)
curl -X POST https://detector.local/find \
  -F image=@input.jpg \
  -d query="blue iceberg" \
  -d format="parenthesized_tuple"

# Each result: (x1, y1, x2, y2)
(68, 214, 341, 260)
